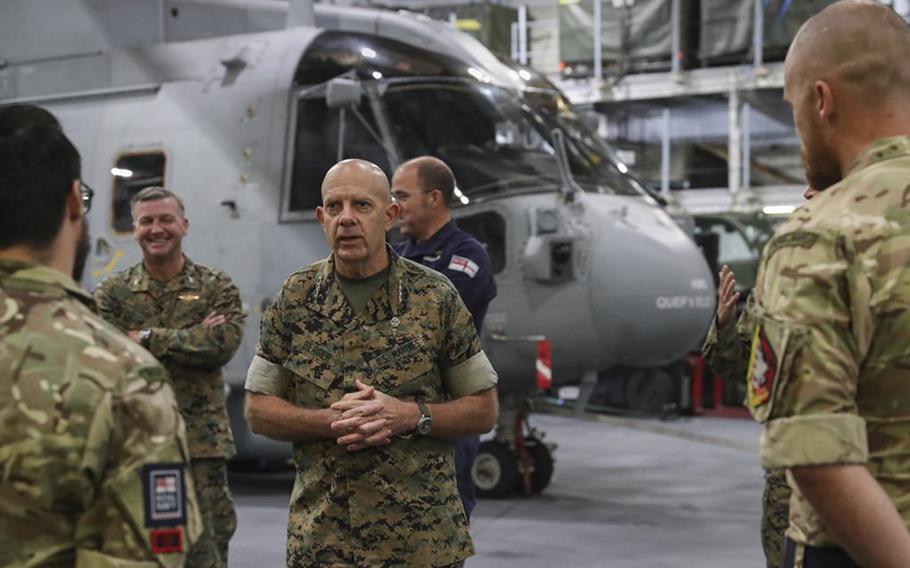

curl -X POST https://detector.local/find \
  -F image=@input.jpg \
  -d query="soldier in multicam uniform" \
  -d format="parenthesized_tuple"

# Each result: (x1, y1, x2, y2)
(702, 193, 819, 568)
(0, 104, 202, 566)
(752, 2, 910, 566)
(94, 187, 244, 568)
(244, 159, 499, 567)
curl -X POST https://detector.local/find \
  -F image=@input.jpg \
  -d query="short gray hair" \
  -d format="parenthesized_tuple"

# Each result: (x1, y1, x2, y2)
(130, 186, 185, 218)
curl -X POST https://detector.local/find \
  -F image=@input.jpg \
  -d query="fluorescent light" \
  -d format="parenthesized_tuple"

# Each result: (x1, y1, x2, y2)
(372, 71, 383, 80)
(111, 167, 133, 178)
(459, 195, 470, 205)
(763, 205, 796, 215)
(617, 162, 629, 174)
(454, 187, 464, 197)
(360, 47, 377, 59)
(467, 67, 490, 83)
(518, 69, 532, 81)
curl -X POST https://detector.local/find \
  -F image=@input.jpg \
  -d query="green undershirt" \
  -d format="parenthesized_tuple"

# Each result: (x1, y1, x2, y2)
(335, 267, 390, 315)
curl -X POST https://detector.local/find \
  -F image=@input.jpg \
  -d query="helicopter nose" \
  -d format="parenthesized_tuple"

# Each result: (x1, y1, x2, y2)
(588, 204, 715, 367)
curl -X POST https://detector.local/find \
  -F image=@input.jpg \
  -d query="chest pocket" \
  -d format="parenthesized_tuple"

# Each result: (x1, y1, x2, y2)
(366, 337, 438, 399)
(285, 342, 340, 407)
(171, 293, 209, 328)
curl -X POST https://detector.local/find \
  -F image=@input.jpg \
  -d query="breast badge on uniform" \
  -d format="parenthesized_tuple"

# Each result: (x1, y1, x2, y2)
(449, 255, 479, 278)
(143, 463, 187, 527)
(747, 326, 777, 410)
(142, 463, 187, 553)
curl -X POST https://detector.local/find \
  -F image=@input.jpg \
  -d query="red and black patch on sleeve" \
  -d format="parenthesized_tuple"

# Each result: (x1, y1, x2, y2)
(748, 326, 778, 408)
(150, 527, 184, 554)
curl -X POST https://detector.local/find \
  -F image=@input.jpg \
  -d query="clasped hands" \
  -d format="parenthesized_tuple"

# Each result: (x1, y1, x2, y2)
(329, 380, 418, 452)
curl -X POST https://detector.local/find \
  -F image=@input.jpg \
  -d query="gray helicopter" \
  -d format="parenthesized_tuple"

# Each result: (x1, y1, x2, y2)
(0, 0, 715, 497)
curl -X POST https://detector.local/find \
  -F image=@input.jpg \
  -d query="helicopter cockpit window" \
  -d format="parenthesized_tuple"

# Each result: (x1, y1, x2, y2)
(381, 83, 644, 202)
(111, 152, 166, 233)
(455, 211, 506, 274)
(285, 96, 391, 217)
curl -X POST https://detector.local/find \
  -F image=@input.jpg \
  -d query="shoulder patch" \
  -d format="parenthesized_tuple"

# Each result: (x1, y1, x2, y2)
(150, 528, 185, 554)
(747, 325, 777, 409)
(142, 463, 187, 527)
(448, 255, 479, 278)
(764, 231, 819, 260)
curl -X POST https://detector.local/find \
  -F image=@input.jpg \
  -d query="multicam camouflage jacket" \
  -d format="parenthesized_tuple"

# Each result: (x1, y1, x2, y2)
(94, 257, 244, 459)
(0, 260, 202, 567)
(246, 249, 498, 567)
(753, 136, 910, 547)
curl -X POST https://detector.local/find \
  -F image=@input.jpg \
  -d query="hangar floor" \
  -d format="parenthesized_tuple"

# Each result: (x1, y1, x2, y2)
(229, 413, 765, 567)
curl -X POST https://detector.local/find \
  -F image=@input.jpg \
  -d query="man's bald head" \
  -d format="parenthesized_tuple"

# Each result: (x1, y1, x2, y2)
(394, 156, 457, 207)
(321, 159, 391, 203)
(786, 1, 910, 104)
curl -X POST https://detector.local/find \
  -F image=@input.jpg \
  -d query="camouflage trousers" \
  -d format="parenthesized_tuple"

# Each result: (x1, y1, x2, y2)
(188, 458, 237, 568)
(762, 469, 791, 568)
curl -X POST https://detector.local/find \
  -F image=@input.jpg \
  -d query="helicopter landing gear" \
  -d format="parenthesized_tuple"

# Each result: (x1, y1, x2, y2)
(473, 394, 556, 498)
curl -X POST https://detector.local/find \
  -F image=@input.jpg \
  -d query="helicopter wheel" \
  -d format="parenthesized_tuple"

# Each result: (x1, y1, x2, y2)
(521, 436, 554, 494)
(473, 440, 519, 498)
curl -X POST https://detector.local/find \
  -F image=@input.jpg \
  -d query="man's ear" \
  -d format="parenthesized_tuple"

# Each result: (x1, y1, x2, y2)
(66, 180, 82, 221)
(815, 79, 835, 123)
(385, 201, 401, 230)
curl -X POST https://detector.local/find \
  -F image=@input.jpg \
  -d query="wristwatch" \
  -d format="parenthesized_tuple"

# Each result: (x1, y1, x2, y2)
(415, 401, 432, 437)
(137, 329, 151, 346)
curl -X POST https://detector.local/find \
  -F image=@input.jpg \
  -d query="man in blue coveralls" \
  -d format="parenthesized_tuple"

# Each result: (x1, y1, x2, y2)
(392, 156, 497, 522)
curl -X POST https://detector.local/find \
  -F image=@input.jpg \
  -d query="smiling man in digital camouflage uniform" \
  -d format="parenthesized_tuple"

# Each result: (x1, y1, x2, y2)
(94, 186, 244, 568)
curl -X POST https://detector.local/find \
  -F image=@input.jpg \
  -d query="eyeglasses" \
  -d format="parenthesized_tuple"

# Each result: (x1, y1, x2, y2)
(79, 180, 95, 214)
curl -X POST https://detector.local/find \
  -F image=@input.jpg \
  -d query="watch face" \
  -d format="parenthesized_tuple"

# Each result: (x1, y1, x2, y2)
(417, 416, 432, 435)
